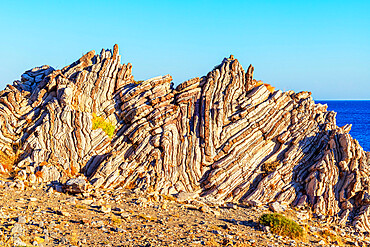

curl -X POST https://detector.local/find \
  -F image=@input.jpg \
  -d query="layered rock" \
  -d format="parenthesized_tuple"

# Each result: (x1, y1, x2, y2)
(0, 45, 369, 231)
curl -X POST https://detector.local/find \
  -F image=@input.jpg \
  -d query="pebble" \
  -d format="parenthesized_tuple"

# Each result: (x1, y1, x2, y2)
(101, 205, 111, 213)
(17, 215, 27, 224)
(13, 237, 28, 246)
(80, 199, 94, 205)
(212, 210, 221, 216)
(60, 237, 68, 244)
(226, 203, 237, 209)
(199, 205, 212, 213)
(11, 223, 24, 235)
(57, 210, 71, 217)
(66, 197, 76, 204)
(29, 197, 37, 202)
(318, 240, 326, 245)
(249, 239, 256, 243)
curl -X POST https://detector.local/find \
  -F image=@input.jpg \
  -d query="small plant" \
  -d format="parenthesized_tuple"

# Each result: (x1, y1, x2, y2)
(133, 80, 144, 84)
(261, 161, 280, 175)
(92, 113, 116, 138)
(259, 213, 304, 239)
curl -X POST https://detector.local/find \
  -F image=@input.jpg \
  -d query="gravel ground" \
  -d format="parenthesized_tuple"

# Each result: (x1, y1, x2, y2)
(0, 180, 369, 247)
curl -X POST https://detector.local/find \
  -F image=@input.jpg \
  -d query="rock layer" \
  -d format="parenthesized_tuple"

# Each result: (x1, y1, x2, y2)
(1, 45, 369, 231)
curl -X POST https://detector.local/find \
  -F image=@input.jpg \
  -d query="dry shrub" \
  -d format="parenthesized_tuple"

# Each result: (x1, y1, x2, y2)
(0, 143, 22, 175)
(319, 229, 344, 246)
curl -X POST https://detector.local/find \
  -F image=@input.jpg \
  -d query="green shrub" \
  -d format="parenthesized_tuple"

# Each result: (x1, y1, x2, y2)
(259, 213, 304, 239)
(92, 113, 116, 138)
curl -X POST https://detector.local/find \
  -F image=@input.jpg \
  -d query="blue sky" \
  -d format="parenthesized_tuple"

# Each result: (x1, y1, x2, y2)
(0, 0, 369, 99)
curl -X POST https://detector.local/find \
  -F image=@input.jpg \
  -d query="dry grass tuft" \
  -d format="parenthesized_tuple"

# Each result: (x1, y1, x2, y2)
(0, 143, 22, 175)
(319, 229, 344, 246)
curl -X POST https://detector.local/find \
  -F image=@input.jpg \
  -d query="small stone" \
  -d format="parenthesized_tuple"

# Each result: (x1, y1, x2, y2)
(57, 210, 71, 217)
(64, 178, 87, 194)
(39, 221, 44, 228)
(176, 192, 198, 202)
(17, 216, 27, 224)
(317, 240, 325, 245)
(112, 227, 125, 233)
(199, 205, 212, 213)
(249, 239, 256, 243)
(28, 174, 37, 184)
(226, 203, 237, 209)
(113, 207, 124, 212)
(13, 237, 28, 246)
(17, 170, 27, 180)
(29, 197, 37, 202)
(137, 197, 148, 204)
(11, 223, 24, 235)
(269, 201, 287, 213)
(212, 210, 221, 216)
(60, 237, 68, 244)
(120, 212, 131, 218)
(100, 205, 111, 213)
(80, 199, 94, 205)
(15, 180, 25, 190)
(66, 197, 76, 204)
(263, 225, 270, 233)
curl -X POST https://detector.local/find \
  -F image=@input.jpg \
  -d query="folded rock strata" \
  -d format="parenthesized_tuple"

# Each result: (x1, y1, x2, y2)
(1, 45, 369, 231)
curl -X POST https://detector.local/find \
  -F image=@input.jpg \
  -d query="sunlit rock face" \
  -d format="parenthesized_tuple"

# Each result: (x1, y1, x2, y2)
(1, 45, 369, 231)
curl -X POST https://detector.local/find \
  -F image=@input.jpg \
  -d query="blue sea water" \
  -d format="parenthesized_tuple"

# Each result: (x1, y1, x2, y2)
(317, 100, 370, 152)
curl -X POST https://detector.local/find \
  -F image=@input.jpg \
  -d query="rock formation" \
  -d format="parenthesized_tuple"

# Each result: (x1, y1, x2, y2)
(1, 45, 369, 231)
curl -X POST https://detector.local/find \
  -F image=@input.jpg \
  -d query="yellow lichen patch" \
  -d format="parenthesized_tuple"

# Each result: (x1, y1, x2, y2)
(92, 113, 116, 138)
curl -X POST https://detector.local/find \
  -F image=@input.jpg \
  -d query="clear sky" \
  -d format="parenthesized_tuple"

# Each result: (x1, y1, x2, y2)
(0, 0, 369, 100)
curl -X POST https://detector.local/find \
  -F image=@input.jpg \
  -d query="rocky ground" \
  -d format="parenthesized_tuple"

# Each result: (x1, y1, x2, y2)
(0, 179, 369, 247)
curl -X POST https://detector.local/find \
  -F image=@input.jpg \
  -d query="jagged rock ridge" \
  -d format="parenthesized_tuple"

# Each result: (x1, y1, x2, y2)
(1, 45, 370, 231)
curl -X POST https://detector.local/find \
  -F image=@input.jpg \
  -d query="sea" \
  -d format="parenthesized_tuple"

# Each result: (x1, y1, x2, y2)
(317, 100, 370, 152)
